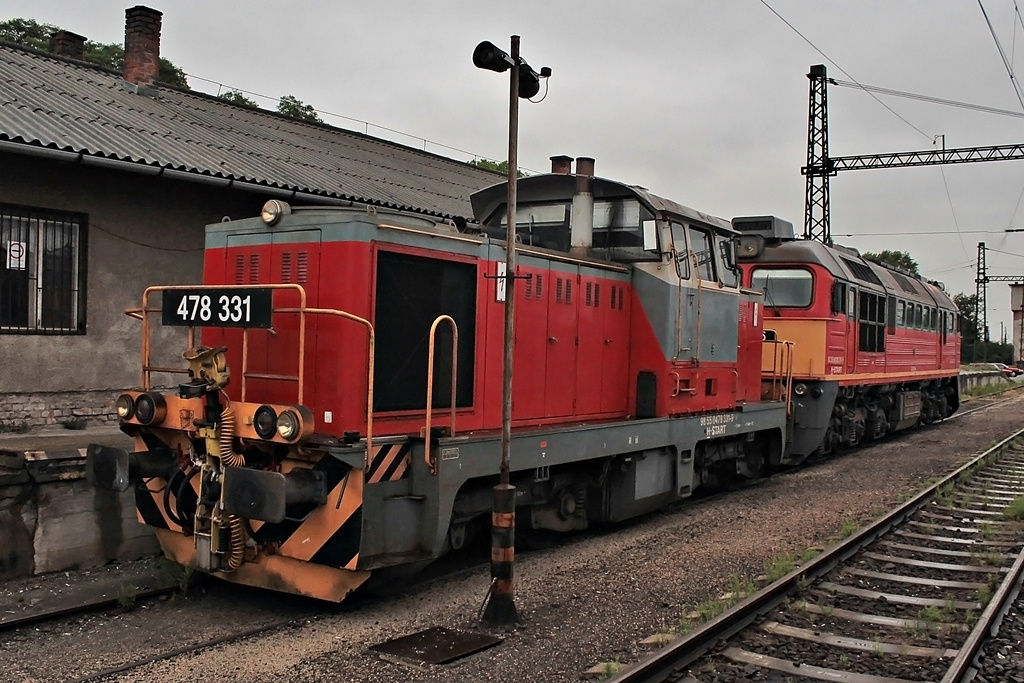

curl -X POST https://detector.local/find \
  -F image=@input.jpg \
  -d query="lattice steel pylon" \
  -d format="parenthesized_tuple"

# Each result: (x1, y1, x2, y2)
(803, 64, 834, 244)
(976, 242, 988, 360)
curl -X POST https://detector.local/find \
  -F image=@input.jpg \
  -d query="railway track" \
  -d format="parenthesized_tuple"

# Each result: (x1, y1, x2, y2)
(4, 393, 1020, 681)
(607, 424, 1024, 683)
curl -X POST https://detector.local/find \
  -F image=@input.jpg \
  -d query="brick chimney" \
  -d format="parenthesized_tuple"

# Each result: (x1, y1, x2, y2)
(123, 6, 162, 85)
(50, 31, 86, 60)
(550, 155, 573, 175)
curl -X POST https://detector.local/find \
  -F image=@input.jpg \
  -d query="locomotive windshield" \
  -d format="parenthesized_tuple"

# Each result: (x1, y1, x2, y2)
(750, 267, 813, 307)
(495, 198, 658, 262)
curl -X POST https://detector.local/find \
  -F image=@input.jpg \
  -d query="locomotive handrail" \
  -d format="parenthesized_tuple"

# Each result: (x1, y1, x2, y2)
(423, 315, 459, 475)
(131, 285, 380, 467)
(274, 306, 376, 467)
(136, 284, 308, 399)
(763, 338, 795, 413)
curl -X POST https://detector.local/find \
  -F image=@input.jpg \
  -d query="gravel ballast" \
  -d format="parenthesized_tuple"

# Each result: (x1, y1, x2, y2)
(2, 392, 1022, 683)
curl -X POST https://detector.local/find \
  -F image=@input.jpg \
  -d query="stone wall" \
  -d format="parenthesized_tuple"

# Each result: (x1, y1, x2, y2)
(0, 448, 157, 580)
(0, 390, 119, 430)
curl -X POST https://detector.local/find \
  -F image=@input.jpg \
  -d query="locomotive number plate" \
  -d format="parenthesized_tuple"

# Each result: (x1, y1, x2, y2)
(162, 288, 274, 328)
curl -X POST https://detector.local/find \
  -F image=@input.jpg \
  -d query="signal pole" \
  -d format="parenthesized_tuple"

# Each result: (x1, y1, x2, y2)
(473, 36, 549, 627)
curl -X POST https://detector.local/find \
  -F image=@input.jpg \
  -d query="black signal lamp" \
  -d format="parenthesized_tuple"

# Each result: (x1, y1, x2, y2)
(253, 405, 278, 440)
(473, 40, 549, 99)
(134, 392, 166, 426)
(473, 41, 515, 72)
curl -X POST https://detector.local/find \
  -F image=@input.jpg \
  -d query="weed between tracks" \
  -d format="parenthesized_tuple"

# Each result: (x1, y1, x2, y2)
(116, 584, 138, 610)
(1003, 495, 1024, 520)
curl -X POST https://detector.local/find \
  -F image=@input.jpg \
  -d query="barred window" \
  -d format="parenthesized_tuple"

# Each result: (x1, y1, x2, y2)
(0, 203, 87, 334)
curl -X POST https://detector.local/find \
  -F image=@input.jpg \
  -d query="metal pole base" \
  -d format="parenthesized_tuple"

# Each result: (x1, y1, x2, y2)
(480, 483, 521, 627)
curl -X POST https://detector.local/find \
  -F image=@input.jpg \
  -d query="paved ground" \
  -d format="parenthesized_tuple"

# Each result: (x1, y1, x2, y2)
(0, 423, 131, 454)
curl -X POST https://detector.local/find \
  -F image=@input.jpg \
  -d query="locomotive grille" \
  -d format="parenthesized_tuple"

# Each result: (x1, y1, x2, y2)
(281, 252, 293, 283)
(249, 253, 260, 284)
(234, 255, 244, 284)
(298, 252, 308, 283)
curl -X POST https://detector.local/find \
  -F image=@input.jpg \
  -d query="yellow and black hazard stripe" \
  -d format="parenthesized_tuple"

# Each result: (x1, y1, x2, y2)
(248, 451, 365, 571)
(366, 442, 412, 483)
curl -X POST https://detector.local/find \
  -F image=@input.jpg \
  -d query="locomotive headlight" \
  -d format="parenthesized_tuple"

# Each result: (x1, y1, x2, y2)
(115, 394, 135, 420)
(253, 405, 278, 440)
(261, 199, 291, 226)
(277, 410, 300, 440)
(793, 383, 808, 396)
(134, 392, 166, 425)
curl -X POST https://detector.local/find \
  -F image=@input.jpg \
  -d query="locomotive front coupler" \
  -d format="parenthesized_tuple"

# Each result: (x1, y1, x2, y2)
(86, 443, 179, 492)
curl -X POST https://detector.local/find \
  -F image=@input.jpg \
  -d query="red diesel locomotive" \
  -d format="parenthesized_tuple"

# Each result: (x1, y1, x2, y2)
(734, 216, 960, 461)
(88, 159, 791, 601)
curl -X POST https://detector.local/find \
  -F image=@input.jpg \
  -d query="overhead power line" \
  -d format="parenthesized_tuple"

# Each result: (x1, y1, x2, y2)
(978, 0, 1024, 111)
(829, 79, 1024, 119)
(758, 0, 930, 139)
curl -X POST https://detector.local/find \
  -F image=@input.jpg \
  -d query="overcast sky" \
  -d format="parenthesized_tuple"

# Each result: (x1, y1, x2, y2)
(9, 0, 1024, 345)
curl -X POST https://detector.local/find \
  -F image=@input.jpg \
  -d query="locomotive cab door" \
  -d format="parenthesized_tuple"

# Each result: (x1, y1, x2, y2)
(846, 286, 857, 374)
(670, 222, 696, 361)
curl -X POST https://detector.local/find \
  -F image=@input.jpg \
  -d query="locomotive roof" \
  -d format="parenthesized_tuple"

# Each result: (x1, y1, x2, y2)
(753, 238, 956, 309)
(471, 174, 735, 233)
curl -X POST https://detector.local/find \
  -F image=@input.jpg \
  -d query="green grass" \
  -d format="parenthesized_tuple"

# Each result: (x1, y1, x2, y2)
(117, 583, 138, 610)
(765, 553, 796, 582)
(1002, 496, 1024, 521)
(964, 383, 1015, 398)
(838, 520, 859, 539)
(597, 660, 623, 681)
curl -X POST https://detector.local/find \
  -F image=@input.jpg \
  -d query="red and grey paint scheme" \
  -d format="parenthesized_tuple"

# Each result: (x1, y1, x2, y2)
(88, 165, 791, 601)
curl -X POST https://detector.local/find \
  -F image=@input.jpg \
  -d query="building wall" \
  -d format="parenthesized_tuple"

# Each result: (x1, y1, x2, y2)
(0, 151, 283, 426)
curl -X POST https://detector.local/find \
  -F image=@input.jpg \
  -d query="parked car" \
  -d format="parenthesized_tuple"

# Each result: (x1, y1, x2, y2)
(993, 362, 1023, 378)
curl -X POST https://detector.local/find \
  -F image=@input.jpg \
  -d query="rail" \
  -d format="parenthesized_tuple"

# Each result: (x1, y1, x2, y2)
(128, 285, 378, 466)
(423, 315, 458, 475)
(607, 424, 1024, 683)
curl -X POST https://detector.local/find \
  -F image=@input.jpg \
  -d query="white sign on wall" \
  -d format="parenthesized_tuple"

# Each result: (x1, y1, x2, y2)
(495, 261, 507, 302)
(5, 241, 26, 270)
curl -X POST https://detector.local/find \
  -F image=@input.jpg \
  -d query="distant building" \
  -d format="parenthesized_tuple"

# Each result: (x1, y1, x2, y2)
(0, 6, 501, 427)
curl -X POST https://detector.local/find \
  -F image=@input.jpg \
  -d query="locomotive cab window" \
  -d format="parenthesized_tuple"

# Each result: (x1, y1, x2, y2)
(716, 236, 739, 287)
(831, 281, 847, 314)
(858, 291, 886, 352)
(669, 222, 690, 279)
(688, 226, 716, 281)
(750, 268, 813, 308)
(494, 197, 659, 262)
(896, 300, 906, 327)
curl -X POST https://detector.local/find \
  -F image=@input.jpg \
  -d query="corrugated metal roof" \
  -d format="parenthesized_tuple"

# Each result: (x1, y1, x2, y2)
(0, 44, 503, 219)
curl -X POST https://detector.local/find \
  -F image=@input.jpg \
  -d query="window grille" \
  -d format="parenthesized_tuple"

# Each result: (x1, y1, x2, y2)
(0, 203, 87, 334)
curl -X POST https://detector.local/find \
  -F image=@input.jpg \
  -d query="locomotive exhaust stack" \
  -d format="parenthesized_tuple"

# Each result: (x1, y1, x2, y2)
(569, 156, 595, 257)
